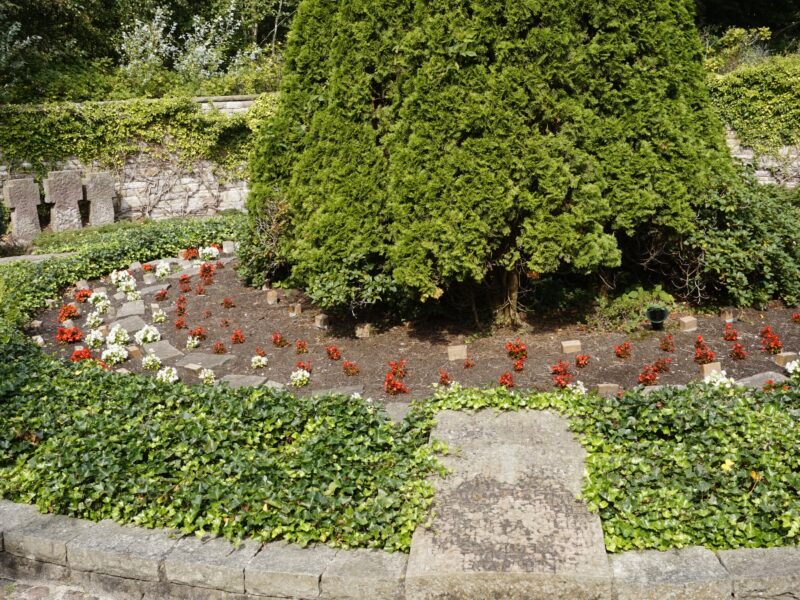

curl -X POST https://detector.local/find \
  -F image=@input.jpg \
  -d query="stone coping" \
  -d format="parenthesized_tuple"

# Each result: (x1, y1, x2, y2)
(2, 505, 799, 599)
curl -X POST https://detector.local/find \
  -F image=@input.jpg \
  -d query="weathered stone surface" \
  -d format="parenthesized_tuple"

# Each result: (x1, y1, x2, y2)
(4, 514, 94, 567)
(168, 266, 199, 280)
(164, 536, 260, 593)
(245, 542, 338, 598)
(128, 262, 142, 273)
(66, 520, 178, 581)
(312, 385, 364, 398)
(0, 501, 40, 551)
(596, 383, 620, 396)
(718, 547, 800, 599)
(561, 340, 582, 354)
(110, 316, 147, 334)
(60, 320, 75, 329)
(84, 172, 115, 227)
(720, 307, 736, 323)
(737, 371, 788, 389)
(27, 320, 43, 330)
(116, 301, 144, 318)
(2, 178, 41, 243)
(314, 314, 329, 329)
(142, 274, 156, 285)
(180, 363, 203, 373)
(112, 292, 125, 302)
(447, 345, 468, 362)
(288, 302, 302, 316)
(222, 241, 238, 254)
(265, 290, 278, 305)
(43, 171, 83, 233)
(126, 345, 142, 360)
(612, 547, 731, 600)
(143, 341, 183, 361)
(220, 374, 265, 389)
(264, 380, 285, 391)
(176, 353, 234, 369)
(679, 316, 698, 332)
(355, 323, 372, 339)
(383, 402, 411, 423)
(140, 284, 171, 297)
(31, 335, 45, 347)
(321, 548, 406, 600)
(405, 410, 613, 600)
(700, 362, 722, 378)
(773, 351, 798, 367)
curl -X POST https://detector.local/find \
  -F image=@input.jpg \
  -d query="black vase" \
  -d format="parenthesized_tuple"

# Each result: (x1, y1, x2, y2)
(646, 306, 669, 330)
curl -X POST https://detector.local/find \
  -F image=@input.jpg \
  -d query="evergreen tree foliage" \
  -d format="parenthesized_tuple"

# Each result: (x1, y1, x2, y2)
(245, 0, 737, 315)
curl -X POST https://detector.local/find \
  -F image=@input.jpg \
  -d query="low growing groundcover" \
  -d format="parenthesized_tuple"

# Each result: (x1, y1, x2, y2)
(2, 331, 800, 553)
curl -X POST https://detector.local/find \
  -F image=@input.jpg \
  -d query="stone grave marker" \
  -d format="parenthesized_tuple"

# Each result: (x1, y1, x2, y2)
(679, 316, 698, 332)
(773, 352, 798, 367)
(84, 172, 115, 227)
(2, 178, 42, 243)
(447, 345, 468, 361)
(561, 340, 582, 354)
(43, 170, 83, 232)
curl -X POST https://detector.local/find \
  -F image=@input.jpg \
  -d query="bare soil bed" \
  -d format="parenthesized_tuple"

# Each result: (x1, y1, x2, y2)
(33, 256, 800, 408)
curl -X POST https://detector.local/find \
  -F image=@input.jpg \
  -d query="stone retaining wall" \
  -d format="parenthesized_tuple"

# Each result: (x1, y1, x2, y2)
(726, 130, 800, 188)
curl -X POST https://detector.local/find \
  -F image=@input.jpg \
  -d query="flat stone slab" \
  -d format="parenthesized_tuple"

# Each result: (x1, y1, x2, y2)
(612, 546, 731, 600)
(176, 353, 234, 369)
(143, 340, 183, 361)
(312, 385, 364, 397)
(405, 410, 613, 600)
(66, 519, 178, 581)
(0, 501, 40, 551)
(140, 283, 171, 296)
(321, 548, 407, 599)
(164, 536, 261, 593)
(737, 371, 788, 389)
(3, 513, 94, 566)
(168, 267, 200, 280)
(245, 542, 338, 598)
(718, 546, 800, 599)
(116, 300, 145, 318)
(220, 374, 266, 389)
(110, 316, 147, 334)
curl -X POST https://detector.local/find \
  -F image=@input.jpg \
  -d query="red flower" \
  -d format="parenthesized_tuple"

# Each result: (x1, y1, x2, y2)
(155, 289, 169, 302)
(231, 329, 245, 344)
(57, 304, 79, 323)
(255, 346, 267, 357)
(730, 343, 747, 360)
(388, 359, 407, 379)
(552, 373, 573, 388)
(175, 316, 187, 329)
(272, 332, 289, 347)
(296, 360, 313, 373)
(199, 263, 216, 283)
(189, 326, 207, 340)
(438, 368, 453, 385)
(179, 282, 192, 294)
(498, 371, 514, 389)
(74, 288, 92, 303)
(179, 274, 191, 284)
(575, 354, 590, 368)
(222, 297, 235, 309)
(203, 309, 212, 319)
(638, 365, 659, 386)
(614, 342, 632, 359)
(652, 358, 672, 374)
(70, 347, 93, 362)
(56, 327, 83, 343)
(219, 318, 230, 328)
(659, 334, 675, 353)
(513, 358, 525, 372)
(463, 358, 475, 369)
(384, 372, 409, 395)
(182, 247, 199, 260)
(343, 361, 360, 376)
(194, 284, 205, 296)
(723, 323, 738, 342)
(325, 345, 341, 360)
(213, 341, 226, 354)
(211, 242, 222, 252)
(693, 338, 715, 364)
(295, 339, 309, 354)
(143, 263, 154, 272)
(505, 339, 528, 360)
(793, 313, 800, 324)
(761, 333, 782, 355)
(550, 360, 570, 376)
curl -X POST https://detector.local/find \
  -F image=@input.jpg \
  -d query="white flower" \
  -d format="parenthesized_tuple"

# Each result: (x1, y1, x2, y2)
(101, 344, 129, 366)
(109, 269, 129, 286)
(704, 370, 736, 388)
(567, 380, 588, 395)
(88, 292, 110, 314)
(199, 368, 216, 385)
(198, 246, 220, 261)
(85, 329, 105, 349)
(786, 360, 800, 376)
(350, 392, 362, 400)
(142, 352, 162, 371)
(125, 290, 141, 301)
(134, 325, 161, 345)
(152, 309, 167, 324)
(156, 366, 179, 384)
(106, 324, 130, 346)
(251, 355, 268, 369)
(185, 335, 200, 349)
(289, 368, 311, 388)
(85, 311, 104, 329)
(155, 261, 172, 279)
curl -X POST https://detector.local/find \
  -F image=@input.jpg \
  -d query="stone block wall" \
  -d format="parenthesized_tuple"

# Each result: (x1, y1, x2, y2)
(726, 130, 800, 188)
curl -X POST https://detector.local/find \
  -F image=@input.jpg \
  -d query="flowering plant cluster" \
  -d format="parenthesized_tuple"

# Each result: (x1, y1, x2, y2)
(156, 366, 179, 383)
(251, 355, 269, 369)
(575, 354, 590, 369)
(255, 346, 267, 357)
(505, 339, 527, 360)
(88, 291, 110, 314)
(498, 371, 514, 388)
(704, 369, 735, 388)
(513, 357, 525, 372)
(272, 332, 289, 347)
(70, 347, 93, 363)
(134, 325, 161, 345)
(343, 360, 360, 376)
(85, 329, 105, 349)
(231, 329, 245, 344)
(58, 304, 79, 323)
(194, 284, 206, 296)
(222, 296, 235, 308)
(793, 313, 800, 324)
(143, 263, 154, 272)
(152, 309, 167, 324)
(181, 247, 199, 260)
(110, 269, 137, 295)
(614, 342, 632, 359)
(155, 262, 171, 279)
(659, 334, 675, 352)
(155, 289, 169, 302)
(295, 339, 308, 354)
(289, 368, 311, 387)
(385, 359, 409, 395)
(199, 246, 220, 262)
(730, 343, 747, 360)
(186, 335, 200, 349)
(56, 326, 83, 344)
(108, 324, 131, 346)
(786, 360, 800, 377)
(438, 368, 453, 386)
(550, 360, 573, 388)
(175, 316, 187, 330)
(325, 345, 341, 360)
(213, 341, 226, 354)
(189, 326, 207, 340)
(638, 358, 671, 386)
(85, 311, 103, 328)
(694, 336, 715, 365)
(101, 344, 128, 365)
(723, 323, 738, 341)
(296, 360, 313, 373)
(199, 263, 215, 285)
(463, 358, 475, 369)
(199, 368, 216, 385)
(175, 294, 188, 316)
(760, 326, 782, 355)
(74, 288, 92, 303)
(142, 352, 162, 370)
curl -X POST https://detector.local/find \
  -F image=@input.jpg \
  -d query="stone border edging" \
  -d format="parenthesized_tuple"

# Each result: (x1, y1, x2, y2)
(3, 504, 800, 599)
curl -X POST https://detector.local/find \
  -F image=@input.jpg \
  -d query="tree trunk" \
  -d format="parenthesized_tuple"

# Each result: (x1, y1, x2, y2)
(494, 268, 522, 327)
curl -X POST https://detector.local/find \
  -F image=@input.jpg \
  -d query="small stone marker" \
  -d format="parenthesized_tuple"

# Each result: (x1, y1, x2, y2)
(266, 290, 279, 305)
(150, 303, 160, 312)
(28, 320, 42, 330)
(140, 284, 171, 296)
(2, 178, 42, 243)
(355, 323, 372, 339)
(700, 362, 722, 378)
(720, 307, 736, 323)
(127, 345, 142, 360)
(112, 316, 148, 333)
(176, 353, 234, 369)
(43, 170, 83, 232)
(596, 383, 620, 396)
(84, 172, 115, 227)
(181, 363, 203, 373)
(221, 374, 266, 389)
(117, 300, 145, 318)
(289, 302, 302, 316)
(447, 344, 468, 361)
(31, 335, 45, 347)
(144, 340, 184, 361)
(561, 340, 582, 354)
(315, 313, 329, 329)
(773, 352, 799, 367)
(679, 316, 698, 332)
(222, 240, 238, 254)
(93, 286, 107, 295)
(143, 273, 156, 285)
(98, 325, 109, 336)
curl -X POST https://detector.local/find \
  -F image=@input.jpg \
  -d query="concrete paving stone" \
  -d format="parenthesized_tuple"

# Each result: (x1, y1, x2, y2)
(110, 316, 147, 334)
(4, 514, 94, 567)
(176, 354, 234, 370)
(140, 284, 171, 297)
(221, 241, 237, 254)
(311, 385, 364, 398)
(737, 371, 788, 389)
(383, 402, 411, 424)
(717, 546, 800, 599)
(66, 520, 179, 582)
(405, 410, 613, 600)
(143, 341, 183, 361)
(320, 548, 406, 600)
(447, 345, 468, 361)
(219, 374, 266, 389)
(112, 293, 125, 302)
(163, 536, 261, 593)
(115, 301, 145, 319)
(245, 542, 338, 598)
(611, 546, 731, 600)
(142, 274, 156, 286)
(0, 502, 41, 552)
